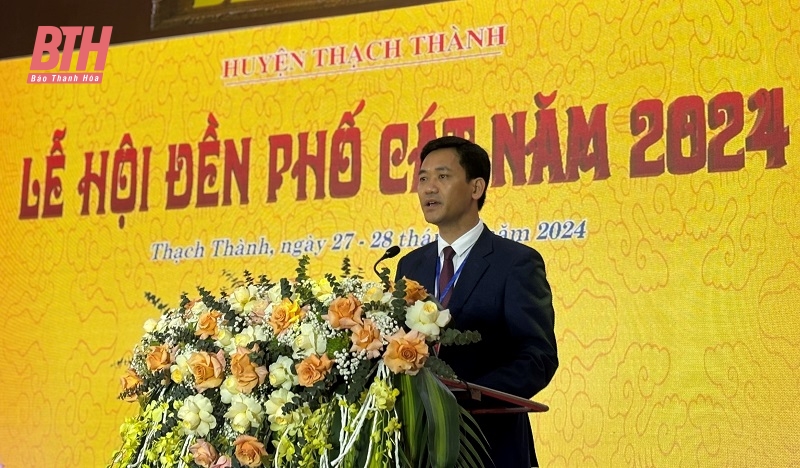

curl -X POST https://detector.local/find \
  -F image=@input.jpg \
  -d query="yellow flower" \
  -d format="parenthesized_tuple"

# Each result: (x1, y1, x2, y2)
(370, 379, 399, 410)
(313, 277, 334, 302)
(269, 298, 304, 335)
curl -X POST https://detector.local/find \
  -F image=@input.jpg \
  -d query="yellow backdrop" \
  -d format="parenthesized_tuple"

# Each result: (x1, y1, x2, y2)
(1, 1, 799, 466)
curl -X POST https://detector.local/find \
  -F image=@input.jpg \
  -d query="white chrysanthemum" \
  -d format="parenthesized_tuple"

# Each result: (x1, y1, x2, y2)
(220, 375, 241, 404)
(229, 285, 259, 314)
(268, 356, 298, 390)
(177, 394, 216, 437)
(291, 323, 327, 359)
(224, 393, 264, 433)
(404, 300, 451, 339)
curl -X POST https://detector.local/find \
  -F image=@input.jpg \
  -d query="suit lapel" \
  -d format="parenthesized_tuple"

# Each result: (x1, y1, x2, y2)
(406, 243, 438, 293)
(448, 227, 493, 310)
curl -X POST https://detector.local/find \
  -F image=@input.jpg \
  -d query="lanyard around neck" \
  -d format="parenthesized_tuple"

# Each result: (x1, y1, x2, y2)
(434, 251, 469, 303)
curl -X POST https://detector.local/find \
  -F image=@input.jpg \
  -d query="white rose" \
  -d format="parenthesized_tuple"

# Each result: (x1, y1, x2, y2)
(404, 300, 451, 339)
(224, 393, 264, 433)
(168, 316, 185, 330)
(143, 318, 158, 333)
(265, 283, 283, 304)
(291, 323, 327, 359)
(229, 285, 259, 314)
(191, 300, 208, 315)
(170, 354, 191, 383)
(234, 325, 266, 348)
(215, 327, 235, 353)
(362, 284, 384, 303)
(264, 388, 298, 433)
(177, 394, 216, 437)
(155, 316, 170, 333)
(268, 356, 298, 390)
(220, 375, 241, 404)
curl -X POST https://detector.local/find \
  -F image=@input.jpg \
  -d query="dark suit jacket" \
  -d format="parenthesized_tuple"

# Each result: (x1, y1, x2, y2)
(396, 226, 558, 467)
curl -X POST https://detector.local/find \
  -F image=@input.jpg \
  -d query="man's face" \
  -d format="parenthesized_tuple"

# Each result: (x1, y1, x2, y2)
(417, 148, 478, 229)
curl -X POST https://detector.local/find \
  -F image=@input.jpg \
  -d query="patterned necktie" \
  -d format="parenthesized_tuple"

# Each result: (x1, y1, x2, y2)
(438, 246, 456, 307)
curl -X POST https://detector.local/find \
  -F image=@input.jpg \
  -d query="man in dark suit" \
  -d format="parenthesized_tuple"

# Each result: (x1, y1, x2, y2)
(395, 136, 559, 467)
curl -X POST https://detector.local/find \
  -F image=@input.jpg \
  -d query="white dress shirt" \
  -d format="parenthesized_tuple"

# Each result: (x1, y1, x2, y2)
(435, 219, 484, 296)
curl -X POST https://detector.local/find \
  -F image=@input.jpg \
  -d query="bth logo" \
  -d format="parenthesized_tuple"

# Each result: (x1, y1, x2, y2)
(28, 26, 113, 84)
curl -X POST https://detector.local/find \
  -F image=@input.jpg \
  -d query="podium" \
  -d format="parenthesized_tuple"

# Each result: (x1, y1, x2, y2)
(439, 377, 549, 414)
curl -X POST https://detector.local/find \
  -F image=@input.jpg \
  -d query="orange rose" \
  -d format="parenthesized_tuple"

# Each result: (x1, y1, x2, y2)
(383, 329, 429, 375)
(189, 350, 226, 392)
(233, 435, 267, 467)
(189, 439, 218, 468)
(268, 298, 304, 335)
(323, 294, 363, 330)
(196, 310, 222, 339)
(145, 344, 173, 372)
(120, 368, 142, 402)
(296, 354, 333, 387)
(402, 277, 428, 305)
(230, 346, 268, 393)
(350, 319, 383, 359)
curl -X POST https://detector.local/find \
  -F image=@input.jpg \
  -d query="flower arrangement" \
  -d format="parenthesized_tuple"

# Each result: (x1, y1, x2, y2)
(109, 257, 487, 468)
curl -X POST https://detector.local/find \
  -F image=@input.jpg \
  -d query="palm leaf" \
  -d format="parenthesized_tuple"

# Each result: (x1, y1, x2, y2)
(413, 368, 461, 468)
(397, 373, 426, 463)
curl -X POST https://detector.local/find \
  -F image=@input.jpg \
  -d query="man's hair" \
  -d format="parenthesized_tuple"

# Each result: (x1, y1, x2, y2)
(420, 136, 491, 210)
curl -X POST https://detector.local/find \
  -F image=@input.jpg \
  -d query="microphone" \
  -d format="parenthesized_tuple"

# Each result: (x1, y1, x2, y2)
(373, 245, 401, 279)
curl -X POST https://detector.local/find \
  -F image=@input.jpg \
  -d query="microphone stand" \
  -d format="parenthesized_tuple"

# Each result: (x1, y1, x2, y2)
(373, 245, 400, 287)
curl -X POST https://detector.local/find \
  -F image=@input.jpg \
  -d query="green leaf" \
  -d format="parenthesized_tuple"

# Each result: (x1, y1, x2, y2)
(425, 355, 457, 379)
(458, 407, 491, 468)
(413, 368, 460, 468)
(377, 266, 392, 290)
(438, 329, 482, 346)
(296, 255, 311, 282)
(341, 257, 352, 276)
(397, 373, 425, 464)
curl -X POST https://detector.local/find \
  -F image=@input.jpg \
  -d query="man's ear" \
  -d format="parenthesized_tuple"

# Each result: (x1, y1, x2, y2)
(471, 177, 486, 201)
